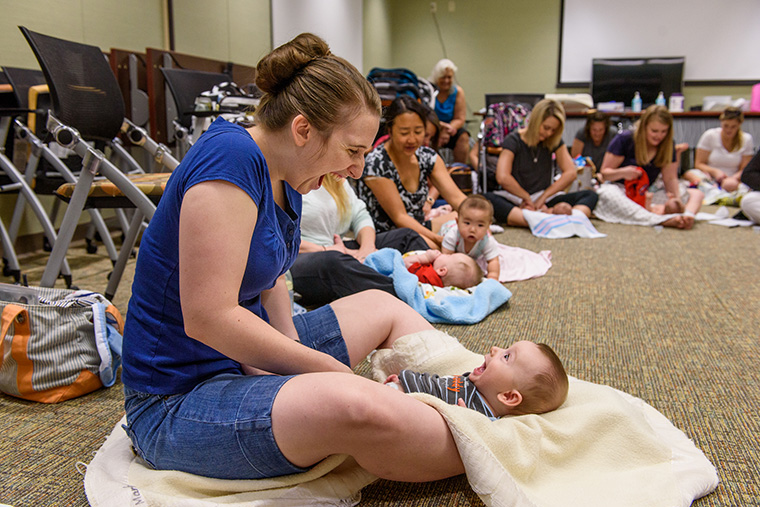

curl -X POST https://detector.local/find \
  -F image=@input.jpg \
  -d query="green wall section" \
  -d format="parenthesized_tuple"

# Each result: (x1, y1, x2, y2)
(0, 0, 753, 239)
(0, 0, 165, 67)
(363, 0, 393, 73)
(378, 0, 752, 116)
(173, 0, 270, 65)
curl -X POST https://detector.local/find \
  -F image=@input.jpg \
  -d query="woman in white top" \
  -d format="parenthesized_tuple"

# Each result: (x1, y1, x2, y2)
(291, 173, 428, 307)
(684, 107, 754, 192)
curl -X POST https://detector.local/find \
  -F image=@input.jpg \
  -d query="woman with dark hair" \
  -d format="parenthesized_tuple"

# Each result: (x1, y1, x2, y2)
(571, 110, 615, 171)
(121, 33, 466, 483)
(483, 98, 598, 227)
(357, 95, 468, 249)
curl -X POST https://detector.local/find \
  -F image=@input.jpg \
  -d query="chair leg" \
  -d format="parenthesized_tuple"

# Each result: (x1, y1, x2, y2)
(105, 209, 144, 300)
(39, 157, 96, 287)
(0, 151, 73, 284)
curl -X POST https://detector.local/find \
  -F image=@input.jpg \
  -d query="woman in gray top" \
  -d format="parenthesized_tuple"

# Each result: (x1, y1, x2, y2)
(483, 99, 598, 226)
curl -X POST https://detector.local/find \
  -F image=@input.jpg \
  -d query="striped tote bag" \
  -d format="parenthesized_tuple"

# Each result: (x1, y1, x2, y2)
(0, 284, 124, 403)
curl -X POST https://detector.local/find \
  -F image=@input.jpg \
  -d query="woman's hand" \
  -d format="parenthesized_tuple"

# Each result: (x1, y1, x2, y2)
(620, 165, 644, 180)
(440, 121, 457, 137)
(712, 169, 728, 185)
(325, 234, 349, 254)
(520, 196, 537, 210)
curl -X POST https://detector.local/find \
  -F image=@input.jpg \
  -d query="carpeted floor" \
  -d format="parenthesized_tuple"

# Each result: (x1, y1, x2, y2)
(0, 210, 758, 506)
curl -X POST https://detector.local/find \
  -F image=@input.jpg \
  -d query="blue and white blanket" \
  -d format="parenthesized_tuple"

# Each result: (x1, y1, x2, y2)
(363, 248, 511, 324)
(523, 209, 606, 239)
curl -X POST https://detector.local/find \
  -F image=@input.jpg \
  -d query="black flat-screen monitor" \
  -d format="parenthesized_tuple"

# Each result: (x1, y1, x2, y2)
(591, 57, 685, 108)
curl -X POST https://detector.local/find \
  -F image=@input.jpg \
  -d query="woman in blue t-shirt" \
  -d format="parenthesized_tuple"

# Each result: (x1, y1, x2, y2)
(600, 105, 703, 229)
(121, 33, 465, 483)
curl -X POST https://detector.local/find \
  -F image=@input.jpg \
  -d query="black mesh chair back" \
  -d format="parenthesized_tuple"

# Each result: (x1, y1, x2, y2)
(2, 66, 45, 109)
(19, 26, 125, 141)
(160, 68, 230, 128)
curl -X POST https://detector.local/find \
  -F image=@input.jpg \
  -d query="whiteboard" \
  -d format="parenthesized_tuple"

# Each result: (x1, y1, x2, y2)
(270, 0, 363, 71)
(559, 0, 760, 84)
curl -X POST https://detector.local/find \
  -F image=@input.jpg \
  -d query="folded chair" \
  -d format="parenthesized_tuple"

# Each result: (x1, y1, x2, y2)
(0, 66, 78, 284)
(160, 67, 231, 158)
(19, 26, 178, 299)
(3, 66, 120, 261)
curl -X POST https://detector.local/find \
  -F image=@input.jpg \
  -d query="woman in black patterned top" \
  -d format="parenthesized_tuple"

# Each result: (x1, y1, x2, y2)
(356, 95, 467, 249)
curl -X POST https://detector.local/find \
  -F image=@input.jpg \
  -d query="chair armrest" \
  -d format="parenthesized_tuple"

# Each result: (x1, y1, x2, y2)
(27, 84, 49, 134)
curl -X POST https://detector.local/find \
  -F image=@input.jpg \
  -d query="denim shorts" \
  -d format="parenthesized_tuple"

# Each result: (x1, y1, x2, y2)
(123, 305, 348, 480)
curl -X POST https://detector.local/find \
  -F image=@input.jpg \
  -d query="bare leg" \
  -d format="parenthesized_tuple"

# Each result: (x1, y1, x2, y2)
(571, 204, 592, 217)
(329, 290, 433, 367)
(272, 372, 465, 481)
(453, 133, 471, 165)
(506, 207, 529, 227)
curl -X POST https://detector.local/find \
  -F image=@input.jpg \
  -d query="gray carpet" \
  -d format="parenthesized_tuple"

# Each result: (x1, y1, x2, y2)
(1, 212, 758, 506)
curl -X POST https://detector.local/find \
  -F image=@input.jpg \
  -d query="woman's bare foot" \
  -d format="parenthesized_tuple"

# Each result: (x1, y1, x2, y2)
(662, 216, 685, 228)
(661, 215, 694, 229)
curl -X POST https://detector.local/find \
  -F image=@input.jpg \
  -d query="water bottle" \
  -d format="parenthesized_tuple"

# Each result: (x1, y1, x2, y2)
(632, 91, 642, 113)
(655, 91, 666, 107)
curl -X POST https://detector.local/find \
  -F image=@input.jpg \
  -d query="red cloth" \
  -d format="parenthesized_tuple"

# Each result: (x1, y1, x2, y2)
(407, 262, 443, 287)
(625, 167, 650, 207)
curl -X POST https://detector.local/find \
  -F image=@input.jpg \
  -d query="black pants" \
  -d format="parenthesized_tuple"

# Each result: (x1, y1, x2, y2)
(484, 190, 599, 224)
(290, 228, 429, 308)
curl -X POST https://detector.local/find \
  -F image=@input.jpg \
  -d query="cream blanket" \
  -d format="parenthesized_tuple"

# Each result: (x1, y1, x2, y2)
(85, 330, 718, 507)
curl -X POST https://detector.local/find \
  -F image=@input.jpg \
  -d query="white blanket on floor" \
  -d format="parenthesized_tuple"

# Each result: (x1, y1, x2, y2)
(84, 331, 718, 507)
(594, 183, 679, 226)
(370, 330, 718, 507)
(483, 243, 552, 282)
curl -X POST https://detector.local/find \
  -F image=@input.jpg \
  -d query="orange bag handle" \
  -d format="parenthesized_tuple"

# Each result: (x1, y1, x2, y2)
(1, 304, 28, 368)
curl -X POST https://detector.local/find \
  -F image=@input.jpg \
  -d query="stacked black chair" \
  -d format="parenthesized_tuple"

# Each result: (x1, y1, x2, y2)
(19, 26, 178, 298)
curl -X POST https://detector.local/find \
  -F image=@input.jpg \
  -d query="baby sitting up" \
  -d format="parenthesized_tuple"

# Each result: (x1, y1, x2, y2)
(385, 341, 568, 420)
(403, 249, 483, 289)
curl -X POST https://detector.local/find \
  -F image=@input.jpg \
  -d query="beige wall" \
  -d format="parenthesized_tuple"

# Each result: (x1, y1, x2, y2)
(173, 0, 270, 65)
(362, 0, 393, 73)
(0, 0, 270, 239)
(376, 0, 752, 118)
(0, 0, 165, 67)
(0, 0, 753, 239)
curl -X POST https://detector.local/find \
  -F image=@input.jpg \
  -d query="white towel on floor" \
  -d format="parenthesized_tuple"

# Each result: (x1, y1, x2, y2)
(523, 209, 606, 238)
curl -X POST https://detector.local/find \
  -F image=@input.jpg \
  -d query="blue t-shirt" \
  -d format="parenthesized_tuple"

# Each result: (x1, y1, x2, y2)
(606, 130, 675, 184)
(121, 118, 301, 395)
(435, 86, 458, 123)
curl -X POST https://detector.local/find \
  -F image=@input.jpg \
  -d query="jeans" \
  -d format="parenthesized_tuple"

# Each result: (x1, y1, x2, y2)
(123, 305, 348, 479)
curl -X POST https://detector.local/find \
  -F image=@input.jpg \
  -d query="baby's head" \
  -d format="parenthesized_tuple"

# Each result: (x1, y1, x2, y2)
(468, 341, 568, 417)
(456, 194, 494, 243)
(663, 196, 684, 214)
(433, 252, 483, 289)
(551, 202, 572, 215)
